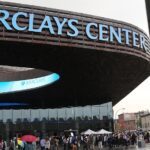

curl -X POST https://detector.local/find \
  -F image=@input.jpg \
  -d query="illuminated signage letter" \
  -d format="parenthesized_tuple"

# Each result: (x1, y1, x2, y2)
(29, 14, 41, 32)
(133, 32, 140, 48)
(122, 28, 131, 45)
(86, 23, 98, 40)
(67, 19, 79, 37)
(99, 24, 109, 42)
(12, 12, 27, 31)
(110, 26, 122, 44)
(0, 10, 12, 30)
(140, 34, 148, 52)
(38, 16, 55, 34)
(54, 17, 67, 35)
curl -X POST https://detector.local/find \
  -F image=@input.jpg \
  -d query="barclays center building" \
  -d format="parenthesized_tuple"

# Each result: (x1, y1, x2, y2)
(0, 1, 150, 137)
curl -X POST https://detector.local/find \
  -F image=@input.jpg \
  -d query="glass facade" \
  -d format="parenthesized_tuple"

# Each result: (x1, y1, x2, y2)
(0, 102, 113, 138)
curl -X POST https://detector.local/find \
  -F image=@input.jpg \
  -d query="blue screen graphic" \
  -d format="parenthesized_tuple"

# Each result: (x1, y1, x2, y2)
(0, 73, 60, 93)
(0, 103, 28, 107)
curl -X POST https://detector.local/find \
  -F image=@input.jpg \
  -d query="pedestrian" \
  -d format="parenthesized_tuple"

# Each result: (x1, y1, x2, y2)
(40, 138, 46, 150)
(25, 142, 34, 150)
(97, 135, 103, 149)
(63, 135, 69, 150)
(45, 137, 50, 150)
(83, 135, 89, 150)
(146, 132, 150, 143)
(9, 140, 15, 150)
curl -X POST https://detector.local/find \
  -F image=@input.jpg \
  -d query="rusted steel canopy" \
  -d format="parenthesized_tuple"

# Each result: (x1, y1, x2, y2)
(0, 1, 150, 108)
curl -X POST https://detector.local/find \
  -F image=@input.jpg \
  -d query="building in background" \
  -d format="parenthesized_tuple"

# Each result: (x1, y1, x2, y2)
(116, 111, 150, 131)
(141, 113, 150, 131)
(135, 111, 149, 129)
(117, 113, 136, 131)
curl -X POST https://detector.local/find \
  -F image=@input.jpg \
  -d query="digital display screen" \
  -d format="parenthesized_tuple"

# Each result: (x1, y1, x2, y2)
(0, 102, 28, 106)
(0, 73, 60, 94)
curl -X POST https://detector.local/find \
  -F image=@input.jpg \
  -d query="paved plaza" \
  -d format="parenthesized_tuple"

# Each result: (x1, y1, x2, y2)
(34, 144, 150, 150)
(54, 144, 150, 150)
(125, 144, 150, 150)
(97, 143, 150, 150)
(69, 144, 150, 150)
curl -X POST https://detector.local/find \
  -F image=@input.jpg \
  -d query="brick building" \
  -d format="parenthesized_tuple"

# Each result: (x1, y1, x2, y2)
(118, 113, 136, 131)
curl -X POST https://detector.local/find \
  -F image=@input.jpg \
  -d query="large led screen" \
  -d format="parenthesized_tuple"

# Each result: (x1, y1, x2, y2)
(0, 73, 60, 94)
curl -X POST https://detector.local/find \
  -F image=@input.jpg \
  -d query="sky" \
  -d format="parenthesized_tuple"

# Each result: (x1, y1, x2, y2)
(2, 0, 150, 117)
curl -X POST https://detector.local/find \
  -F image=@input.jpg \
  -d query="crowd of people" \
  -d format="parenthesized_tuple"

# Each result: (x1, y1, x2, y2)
(0, 130, 149, 150)
(81, 130, 150, 149)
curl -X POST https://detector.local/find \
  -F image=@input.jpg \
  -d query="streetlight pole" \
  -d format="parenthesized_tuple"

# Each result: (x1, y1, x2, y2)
(114, 108, 125, 132)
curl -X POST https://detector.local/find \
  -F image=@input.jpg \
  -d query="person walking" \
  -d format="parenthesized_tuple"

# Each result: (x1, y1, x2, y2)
(63, 135, 69, 150)
(9, 140, 15, 150)
(45, 138, 50, 150)
(97, 135, 103, 149)
(40, 138, 46, 150)
(83, 135, 89, 150)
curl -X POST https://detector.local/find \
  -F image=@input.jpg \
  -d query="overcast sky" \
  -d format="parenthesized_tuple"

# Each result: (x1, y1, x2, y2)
(2, 0, 150, 117)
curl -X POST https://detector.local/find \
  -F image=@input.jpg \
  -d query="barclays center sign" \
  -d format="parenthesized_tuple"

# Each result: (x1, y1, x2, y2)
(0, 9, 149, 53)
